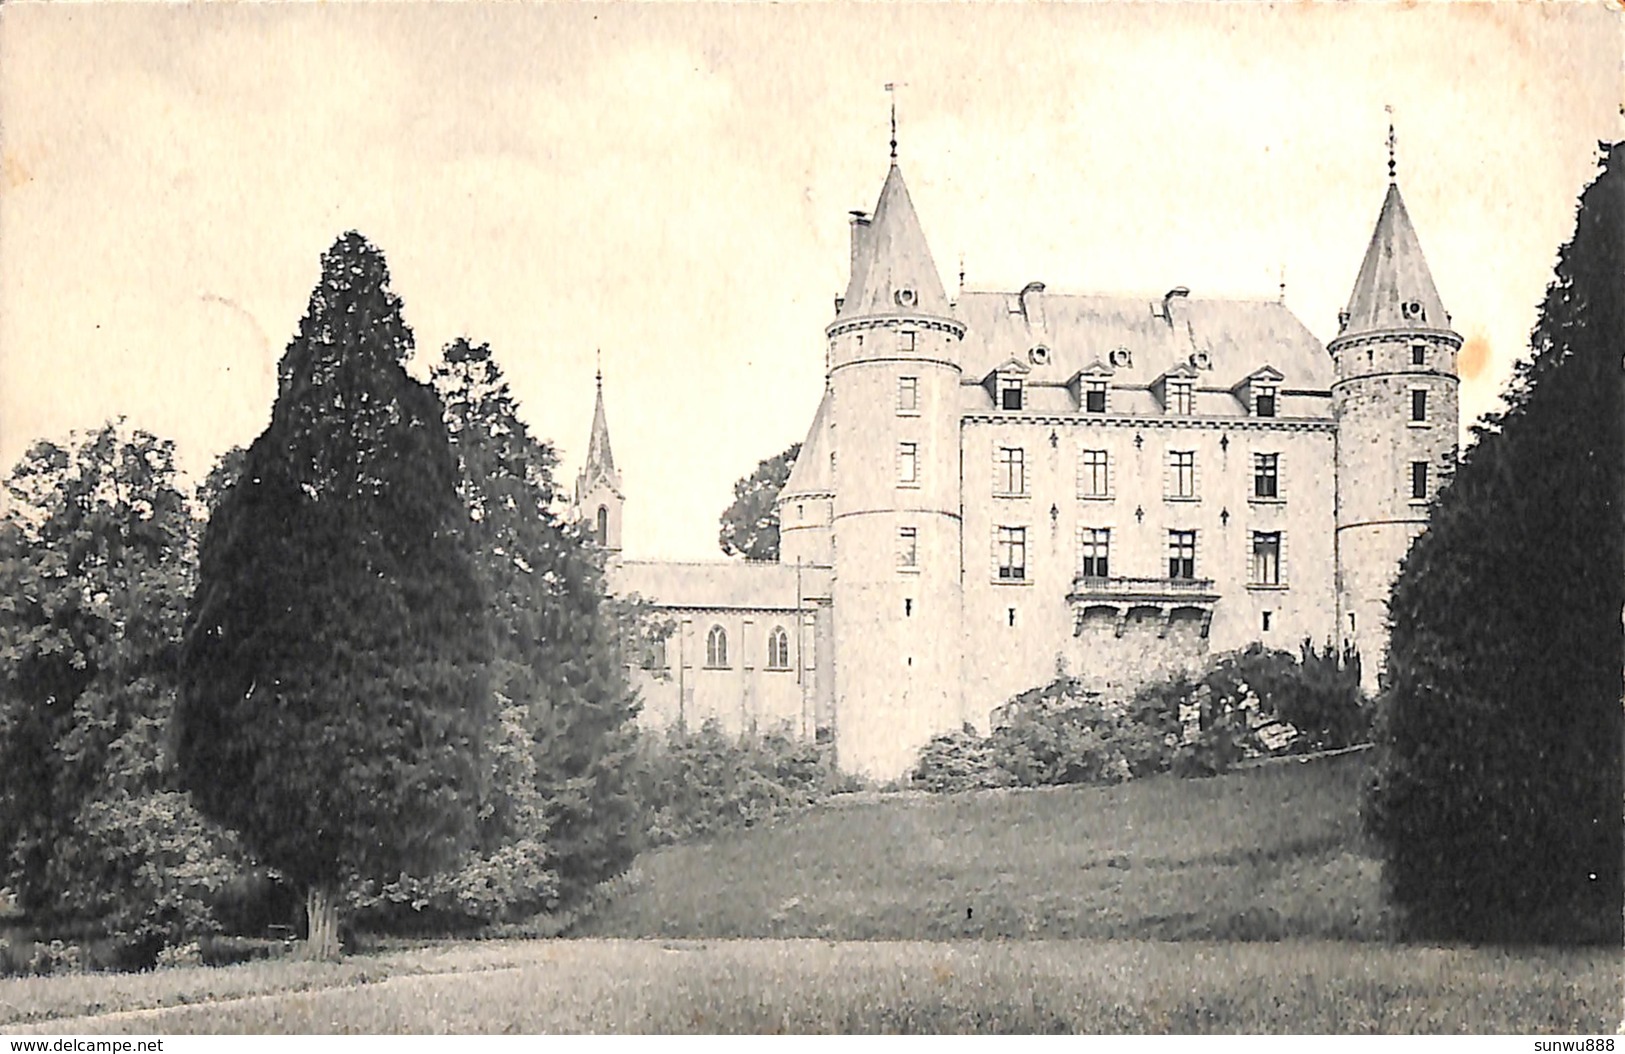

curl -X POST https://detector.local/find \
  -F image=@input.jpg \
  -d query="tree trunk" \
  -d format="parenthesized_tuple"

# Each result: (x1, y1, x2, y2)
(304, 883, 341, 961)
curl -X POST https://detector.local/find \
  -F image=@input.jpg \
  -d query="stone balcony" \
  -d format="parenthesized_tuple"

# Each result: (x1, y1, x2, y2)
(1067, 574, 1219, 638)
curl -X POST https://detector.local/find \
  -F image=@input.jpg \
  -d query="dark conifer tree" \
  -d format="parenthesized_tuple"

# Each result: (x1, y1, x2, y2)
(176, 234, 492, 958)
(433, 339, 649, 905)
(1366, 144, 1624, 943)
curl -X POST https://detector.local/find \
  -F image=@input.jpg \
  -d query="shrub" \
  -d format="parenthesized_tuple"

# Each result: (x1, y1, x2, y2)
(634, 720, 846, 845)
(912, 726, 1009, 792)
(990, 679, 1163, 787)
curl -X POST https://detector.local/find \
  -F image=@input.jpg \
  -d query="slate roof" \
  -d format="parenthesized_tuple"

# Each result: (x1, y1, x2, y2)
(1340, 182, 1451, 335)
(610, 559, 818, 612)
(838, 164, 952, 320)
(780, 390, 833, 499)
(953, 289, 1335, 393)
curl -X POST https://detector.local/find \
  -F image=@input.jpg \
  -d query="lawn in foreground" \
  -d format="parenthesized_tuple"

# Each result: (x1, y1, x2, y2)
(576, 751, 1387, 941)
(12, 938, 1618, 1034)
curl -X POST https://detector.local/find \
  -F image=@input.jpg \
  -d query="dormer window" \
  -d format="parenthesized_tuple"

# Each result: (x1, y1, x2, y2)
(1255, 386, 1277, 418)
(1401, 300, 1427, 323)
(1167, 378, 1194, 415)
(1000, 377, 1024, 411)
(1085, 381, 1107, 413)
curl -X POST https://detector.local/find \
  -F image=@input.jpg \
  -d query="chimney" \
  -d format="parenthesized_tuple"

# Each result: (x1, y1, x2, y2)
(1019, 281, 1047, 329)
(1162, 286, 1190, 326)
(849, 210, 871, 278)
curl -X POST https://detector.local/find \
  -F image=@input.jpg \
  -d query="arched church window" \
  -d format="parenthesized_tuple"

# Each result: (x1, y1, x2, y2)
(706, 625, 729, 668)
(767, 626, 790, 670)
(596, 505, 609, 545)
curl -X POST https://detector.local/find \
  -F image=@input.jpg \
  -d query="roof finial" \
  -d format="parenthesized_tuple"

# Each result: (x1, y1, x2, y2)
(1278, 262, 1287, 305)
(1385, 104, 1397, 183)
(884, 82, 901, 161)
(595, 348, 603, 390)
(958, 252, 966, 296)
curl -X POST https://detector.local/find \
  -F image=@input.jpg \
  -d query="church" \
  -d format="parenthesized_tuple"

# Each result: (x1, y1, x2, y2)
(572, 136, 1461, 780)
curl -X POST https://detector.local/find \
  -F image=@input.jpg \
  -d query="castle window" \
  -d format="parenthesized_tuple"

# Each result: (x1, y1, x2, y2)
(1168, 530, 1197, 580)
(1080, 449, 1109, 498)
(1000, 377, 1024, 411)
(1168, 379, 1194, 415)
(1401, 300, 1427, 323)
(898, 442, 919, 485)
(898, 376, 919, 413)
(997, 446, 1027, 496)
(1411, 461, 1429, 500)
(595, 505, 609, 545)
(1085, 381, 1107, 413)
(1412, 342, 1427, 366)
(1169, 450, 1196, 499)
(1255, 386, 1277, 418)
(898, 330, 916, 352)
(705, 625, 729, 668)
(1262, 611, 1273, 632)
(898, 526, 918, 569)
(1252, 532, 1282, 586)
(1411, 388, 1428, 423)
(767, 626, 791, 670)
(1079, 527, 1110, 578)
(997, 526, 1027, 581)
(1254, 453, 1279, 499)
(640, 637, 668, 672)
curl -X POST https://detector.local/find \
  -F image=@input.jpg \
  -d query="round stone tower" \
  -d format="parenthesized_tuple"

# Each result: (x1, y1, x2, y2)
(1330, 176, 1460, 692)
(826, 161, 966, 779)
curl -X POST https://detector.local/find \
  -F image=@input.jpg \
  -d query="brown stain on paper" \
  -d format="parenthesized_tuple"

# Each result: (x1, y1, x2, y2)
(1459, 332, 1491, 383)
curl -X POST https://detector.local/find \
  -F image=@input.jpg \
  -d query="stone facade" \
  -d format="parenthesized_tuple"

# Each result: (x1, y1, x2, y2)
(581, 152, 1459, 778)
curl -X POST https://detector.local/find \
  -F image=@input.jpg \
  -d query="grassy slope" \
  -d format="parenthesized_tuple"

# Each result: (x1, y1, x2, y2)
(14, 939, 1619, 1034)
(575, 752, 1390, 941)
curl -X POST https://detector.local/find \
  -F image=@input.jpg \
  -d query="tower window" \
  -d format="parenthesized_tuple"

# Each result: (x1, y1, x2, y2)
(1168, 530, 1197, 580)
(1411, 388, 1428, 422)
(898, 442, 919, 485)
(898, 330, 916, 352)
(1412, 342, 1427, 366)
(1411, 461, 1430, 500)
(898, 526, 918, 569)
(767, 626, 791, 670)
(1255, 386, 1277, 418)
(1167, 379, 1194, 415)
(1401, 300, 1427, 323)
(897, 376, 919, 413)
(595, 505, 609, 545)
(1252, 531, 1282, 586)
(1254, 453, 1279, 499)
(1262, 611, 1273, 632)
(1080, 449, 1109, 498)
(1085, 381, 1107, 413)
(997, 526, 1027, 581)
(1169, 450, 1196, 499)
(705, 625, 729, 668)
(997, 447, 1027, 496)
(1079, 527, 1110, 578)
(905, 598, 913, 617)
(1000, 377, 1024, 411)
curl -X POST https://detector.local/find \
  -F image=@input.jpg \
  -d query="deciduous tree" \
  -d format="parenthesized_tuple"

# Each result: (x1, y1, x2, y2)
(718, 443, 800, 561)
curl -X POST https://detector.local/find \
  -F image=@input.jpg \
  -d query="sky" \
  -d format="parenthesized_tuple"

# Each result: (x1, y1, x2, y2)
(2, 3, 1620, 560)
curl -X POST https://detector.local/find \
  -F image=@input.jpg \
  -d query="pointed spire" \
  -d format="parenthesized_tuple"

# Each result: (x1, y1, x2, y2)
(576, 359, 621, 502)
(837, 162, 951, 319)
(1340, 181, 1451, 336)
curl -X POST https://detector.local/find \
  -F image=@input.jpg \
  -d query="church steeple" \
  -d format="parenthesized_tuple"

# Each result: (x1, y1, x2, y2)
(837, 163, 953, 321)
(1338, 180, 1452, 336)
(574, 364, 623, 553)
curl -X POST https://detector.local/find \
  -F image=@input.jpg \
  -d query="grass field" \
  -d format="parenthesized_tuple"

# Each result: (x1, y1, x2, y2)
(575, 751, 1390, 941)
(6, 938, 1618, 1034)
(6, 753, 1618, 1034)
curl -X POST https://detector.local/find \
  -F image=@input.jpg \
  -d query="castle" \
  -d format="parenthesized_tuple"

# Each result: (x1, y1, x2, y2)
(574, 141, 1461, 780)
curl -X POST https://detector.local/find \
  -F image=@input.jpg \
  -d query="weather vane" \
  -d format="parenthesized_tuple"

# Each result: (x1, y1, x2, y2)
(1385, 105, 1397, 183)
(884, 82, 905, 161)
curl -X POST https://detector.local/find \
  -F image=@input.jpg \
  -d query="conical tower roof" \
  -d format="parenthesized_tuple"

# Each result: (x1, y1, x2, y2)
(780, 391, 833, 498)
(839, 163, 951, 320)
(575, 370, 621, 501)
(1341, 182, 1451, 335)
